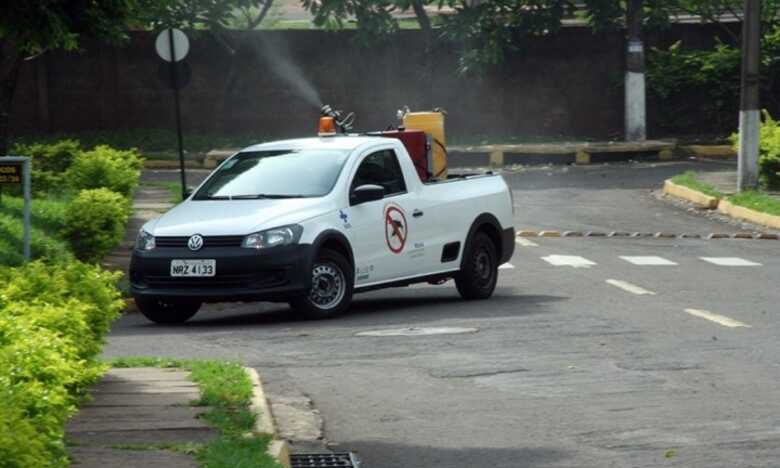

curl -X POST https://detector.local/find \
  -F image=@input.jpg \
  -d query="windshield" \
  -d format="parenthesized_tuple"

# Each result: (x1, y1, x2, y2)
(193, 149, 350, 200)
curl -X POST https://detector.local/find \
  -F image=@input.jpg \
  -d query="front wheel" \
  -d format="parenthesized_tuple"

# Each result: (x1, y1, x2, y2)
(135, 296, 201, 324)
(289, 248, 353, 319)
(455, 232, 498, 300)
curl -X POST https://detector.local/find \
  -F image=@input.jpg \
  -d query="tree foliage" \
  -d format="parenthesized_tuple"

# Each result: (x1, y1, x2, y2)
(135, 0, 275, 30)
(0, 0, 137, 154)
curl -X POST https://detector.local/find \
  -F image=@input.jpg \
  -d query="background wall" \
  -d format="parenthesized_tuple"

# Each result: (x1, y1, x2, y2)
(10, 24, 739, 142)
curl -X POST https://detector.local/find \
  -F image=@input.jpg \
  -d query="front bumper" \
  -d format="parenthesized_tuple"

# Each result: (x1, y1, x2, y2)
(130, 244, 313, 303)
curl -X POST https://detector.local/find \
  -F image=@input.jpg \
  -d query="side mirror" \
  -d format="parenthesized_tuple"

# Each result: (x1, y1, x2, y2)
(350, 184, 385, 205)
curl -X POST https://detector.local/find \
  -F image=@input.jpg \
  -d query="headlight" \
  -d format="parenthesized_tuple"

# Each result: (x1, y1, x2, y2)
(136, 229, 156, 251)
(242, 225, 302, 249)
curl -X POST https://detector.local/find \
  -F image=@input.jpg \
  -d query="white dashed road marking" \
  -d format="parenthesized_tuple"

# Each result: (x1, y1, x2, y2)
(684, 309, 751, 328)
(356, 327, 479, 337)
(606, 279, 656, 295)
(515, 238, 539, 247)
(541, 255, 597, 269)
(700, 257, 762, 267)
(499, 263, 515, 270)
(620, 256, 678, 266)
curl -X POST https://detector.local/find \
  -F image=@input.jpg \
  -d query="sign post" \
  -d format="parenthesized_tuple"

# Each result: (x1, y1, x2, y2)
(155, 28, 190, 200)
(0, 157, 31, 261)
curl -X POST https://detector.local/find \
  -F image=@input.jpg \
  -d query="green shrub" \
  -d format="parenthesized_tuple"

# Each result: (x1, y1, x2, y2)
(0, 194, 72, 266)
(63, 188, 131, 262)
(11, 139, 82, 193)
(731, 110, 780, 189)
(0, 261, 123, 467)
(67, 145, 143, 197)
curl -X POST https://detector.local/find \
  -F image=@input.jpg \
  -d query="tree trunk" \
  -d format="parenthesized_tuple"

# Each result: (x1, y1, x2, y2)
(410, 0, 432, 38)
(248, 0, 275, 29)
(0, 45, 22, 156)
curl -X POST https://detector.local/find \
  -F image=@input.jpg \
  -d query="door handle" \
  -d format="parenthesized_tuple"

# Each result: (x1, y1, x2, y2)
(413, 209, 424, 218)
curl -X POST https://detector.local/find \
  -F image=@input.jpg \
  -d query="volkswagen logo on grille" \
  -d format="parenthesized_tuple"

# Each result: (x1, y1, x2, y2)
(187, 234, 204, 251)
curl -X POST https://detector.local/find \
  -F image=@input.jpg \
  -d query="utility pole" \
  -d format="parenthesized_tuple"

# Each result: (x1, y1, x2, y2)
(625, 0, 646, 141)
(738, 0, 761, 191)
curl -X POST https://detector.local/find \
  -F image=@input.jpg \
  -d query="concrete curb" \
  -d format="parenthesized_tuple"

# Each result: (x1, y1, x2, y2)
(681, 145, 736, 159)
(718, 199, 780, 230)
(124, 298, 138, 314)
(144, 160, 204, 169)
(245, 367, 291, 468)
(663, 179, 720, 209)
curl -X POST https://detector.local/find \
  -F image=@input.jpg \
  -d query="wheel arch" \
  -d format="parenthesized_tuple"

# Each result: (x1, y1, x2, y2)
(310, 230, 355, 271)
(460, 213, 504, 271)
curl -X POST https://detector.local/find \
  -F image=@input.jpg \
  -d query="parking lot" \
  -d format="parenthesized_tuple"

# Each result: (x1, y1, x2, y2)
(106, 159, 780, 467)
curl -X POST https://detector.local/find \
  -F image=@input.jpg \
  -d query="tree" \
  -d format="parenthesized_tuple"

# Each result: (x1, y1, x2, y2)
(439, 0, 572, 73)
(0, 0, 137, 155)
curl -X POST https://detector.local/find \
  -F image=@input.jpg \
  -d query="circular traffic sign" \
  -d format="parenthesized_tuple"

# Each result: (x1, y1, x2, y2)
(155, 28, 190, 62)
(384, 205, 407, 254)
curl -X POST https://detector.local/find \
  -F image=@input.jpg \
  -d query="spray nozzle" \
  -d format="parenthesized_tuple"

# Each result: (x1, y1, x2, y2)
(320, 105, 355, 133)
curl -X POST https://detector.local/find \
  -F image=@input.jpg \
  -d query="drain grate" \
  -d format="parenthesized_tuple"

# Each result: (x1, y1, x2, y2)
(290, 452, 360, 468)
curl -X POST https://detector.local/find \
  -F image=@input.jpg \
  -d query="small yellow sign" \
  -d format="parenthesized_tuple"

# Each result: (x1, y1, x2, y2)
(0, 163, 22, 184)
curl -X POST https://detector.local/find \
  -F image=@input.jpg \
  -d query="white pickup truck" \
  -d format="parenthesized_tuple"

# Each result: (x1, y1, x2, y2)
(130, 136, 515, 323)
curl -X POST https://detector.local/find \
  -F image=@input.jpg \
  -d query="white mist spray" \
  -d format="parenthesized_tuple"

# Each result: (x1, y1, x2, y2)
(252, 34, 322, 109)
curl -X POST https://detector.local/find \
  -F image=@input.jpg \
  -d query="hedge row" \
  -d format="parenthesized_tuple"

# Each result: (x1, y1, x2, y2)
(731, 111, 780, 190)
(9, 140, 142, 262)
(0, 261, 124, 467)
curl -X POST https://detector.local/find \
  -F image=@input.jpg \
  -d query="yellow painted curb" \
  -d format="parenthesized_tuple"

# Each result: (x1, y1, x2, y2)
(516, 230, 538, 237)
(663, 180, 720, 209)
(245, 367, 291, 468)
(681, 145, 736, 159)
(539, 230, 562, 238)
(124, 298, 138, 314)
(718, 199, 780, 230)
(144, 160, 203, 169)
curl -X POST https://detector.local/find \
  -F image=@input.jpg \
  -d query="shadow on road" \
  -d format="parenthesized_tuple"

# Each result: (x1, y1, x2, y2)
(111, 289, 568, 336)
(338, 440, 570, 468)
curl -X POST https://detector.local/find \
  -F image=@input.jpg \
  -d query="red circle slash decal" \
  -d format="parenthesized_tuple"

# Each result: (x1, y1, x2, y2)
(384, 205, 408, 254)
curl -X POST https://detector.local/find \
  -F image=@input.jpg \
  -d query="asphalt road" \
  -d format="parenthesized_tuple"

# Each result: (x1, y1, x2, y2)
(109, 160, 780, 467)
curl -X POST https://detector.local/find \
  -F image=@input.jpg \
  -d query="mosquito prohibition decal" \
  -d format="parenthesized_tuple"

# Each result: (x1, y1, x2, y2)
(384, 204, 407, 254)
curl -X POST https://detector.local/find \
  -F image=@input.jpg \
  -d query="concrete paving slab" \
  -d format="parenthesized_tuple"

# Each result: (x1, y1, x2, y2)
(67, 406, 209, 433)
(69, 447, 198, 468)
(68, 428, 216, 446)
(84, 392, 201, 407)
(103, 368, 192, 381)
(91, 381, 199, 394)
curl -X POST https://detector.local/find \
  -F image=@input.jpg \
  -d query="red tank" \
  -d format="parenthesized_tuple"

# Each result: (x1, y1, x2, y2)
(380, 129, 430, 182)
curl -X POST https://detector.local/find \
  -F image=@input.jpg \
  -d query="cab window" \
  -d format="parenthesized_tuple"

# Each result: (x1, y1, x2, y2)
(350, 150, 407, 197)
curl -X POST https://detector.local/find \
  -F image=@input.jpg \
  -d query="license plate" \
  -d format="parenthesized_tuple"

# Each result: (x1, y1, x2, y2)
(170, 259, 216, 277)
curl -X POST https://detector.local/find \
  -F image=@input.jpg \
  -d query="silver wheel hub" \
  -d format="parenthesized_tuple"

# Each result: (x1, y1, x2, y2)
(309, 262, 345, 310)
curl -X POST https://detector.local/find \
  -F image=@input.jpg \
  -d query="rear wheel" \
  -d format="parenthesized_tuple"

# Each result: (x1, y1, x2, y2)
(135, 296, 201, 324)
(289, 248, 353, 319)
(455, 231, 498, 300)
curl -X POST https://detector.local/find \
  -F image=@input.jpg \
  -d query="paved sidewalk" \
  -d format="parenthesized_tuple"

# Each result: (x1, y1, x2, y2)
(102, 182, 175, 273)
(66, 368, 216, 468)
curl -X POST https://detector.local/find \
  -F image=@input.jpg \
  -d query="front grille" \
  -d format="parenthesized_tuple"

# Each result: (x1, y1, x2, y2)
(155, 236, 244, 248)
(143, 270, 287, 289)
(290, 453, 359, 468)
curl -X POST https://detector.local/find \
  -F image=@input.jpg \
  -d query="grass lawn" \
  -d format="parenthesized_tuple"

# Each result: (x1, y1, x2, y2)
(0, 193, 72, 266)
(670, 171, 724, 198)
(108, 357, 281, 468)
(728, 191, 780, 216)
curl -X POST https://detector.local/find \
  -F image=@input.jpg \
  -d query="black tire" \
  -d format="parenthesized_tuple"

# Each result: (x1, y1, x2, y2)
(135, 296, 201, 324)
(455, 231, 498, 300)
(289, 248, 354, 320)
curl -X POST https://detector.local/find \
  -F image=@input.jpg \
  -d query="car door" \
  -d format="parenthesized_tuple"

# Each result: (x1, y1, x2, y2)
(346, 148, 417, 286)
